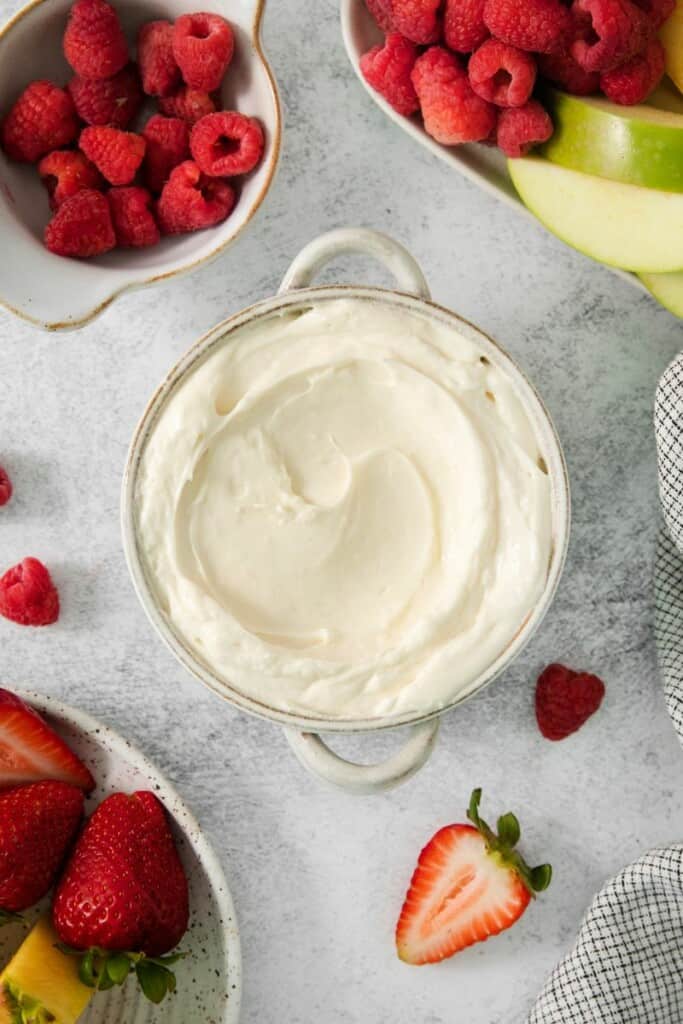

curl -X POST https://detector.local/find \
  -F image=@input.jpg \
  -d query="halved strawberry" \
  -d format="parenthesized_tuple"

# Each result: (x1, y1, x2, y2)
(0, 690, 95, 793)
(396, 789, 551, 964)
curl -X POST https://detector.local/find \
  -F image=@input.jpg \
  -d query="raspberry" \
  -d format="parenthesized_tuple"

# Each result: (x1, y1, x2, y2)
(142, 113, 190, 193)
(63, 0, 128, 80)
(45, 189, 115, 258)
(172, 13, 234, 92)
(468, 40, 536, 106)
(496, 99, 553, 154)
(190, 111, 264, 177)
(634, 0, 674, 26)
(391, 0, 442, 42)
(38, 150, 102, 210)
(445, 0, 489, 52)
(360, 33, 419, 116)
(537, 52, 600, 93)
(365, 0, 395, 30)
(0, 467, 12, 507)
(79, 126, 146, 186)
(108, 186, 160, 247)
(156, 160, 235, 233)
(600, 37, 665, 101)
(535, 663, 605, 740)
(571, 0, 654, 72)
(411, 47, 496, 144)
(68, 65, 142, 129)
(159, 86, 216, 124)
(137, 20, 181, 98)
(1, 81, 78, 163)
(0, 558, 59, 627)
(483, 0, 574, 53)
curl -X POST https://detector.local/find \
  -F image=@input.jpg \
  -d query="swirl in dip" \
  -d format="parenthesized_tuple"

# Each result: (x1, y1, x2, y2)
(135, 298, 553, 720)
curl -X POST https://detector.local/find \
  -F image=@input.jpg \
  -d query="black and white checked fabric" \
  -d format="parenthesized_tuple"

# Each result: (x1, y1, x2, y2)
(528, 354, 683, 1023)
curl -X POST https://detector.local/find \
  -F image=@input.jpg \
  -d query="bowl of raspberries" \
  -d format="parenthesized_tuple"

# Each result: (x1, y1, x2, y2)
(0, 0, 280, 330)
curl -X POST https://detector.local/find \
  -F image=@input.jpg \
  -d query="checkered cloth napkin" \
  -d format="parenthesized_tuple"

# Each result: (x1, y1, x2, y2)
(528, 354, 683, 1023)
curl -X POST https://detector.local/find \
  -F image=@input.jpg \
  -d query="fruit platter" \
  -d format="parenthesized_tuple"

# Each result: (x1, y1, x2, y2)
(342, 0, 683, 316)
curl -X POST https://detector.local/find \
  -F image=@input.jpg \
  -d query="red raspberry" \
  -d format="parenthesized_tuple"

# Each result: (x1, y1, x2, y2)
(600, 37, 665, 101)
(137, 21, 181, 98)
(68, 65, 142, 129)
(468, 39, 536, 106)
(360, 33, 419, 116)
(190, 111, 264, 177)
(63, 0, 128, 80)
(142, 113, 190, 193)
(496, 98, 553, 154)
(535, 663, 605, 740)
(172, 13, 234, 92)
(537, 52, 600, 93)
(156, 160, 235, 234)
(108, 186, 160, 247)
(571, 0, 654, 71)
(159, 86, 216, 124)
(38, 150, 102, 210)
(444, 0, 489, 52)
(1, 81, 78, 163)
(483, 0, 574, 53)
(0, 467, 12, 507)
(634, 0, 675, 26)
(364, 0, 395, 30)
(411, 47, 496, 144)
(391, 0, 442, 42)
(45, 189, 115, 258)
(79, 126, 146, 186)
(0, 558, 59, 627)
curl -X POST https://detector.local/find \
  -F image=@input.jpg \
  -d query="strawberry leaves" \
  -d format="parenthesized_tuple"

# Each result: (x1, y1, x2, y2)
(467, 788, 552, 896)
(56, 944, 186, 1004)
(0, 909, 23, 927)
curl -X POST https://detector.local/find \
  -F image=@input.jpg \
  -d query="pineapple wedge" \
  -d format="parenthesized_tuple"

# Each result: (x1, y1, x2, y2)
(0, 917, 93, 1024)
(661, 3, 683, 96)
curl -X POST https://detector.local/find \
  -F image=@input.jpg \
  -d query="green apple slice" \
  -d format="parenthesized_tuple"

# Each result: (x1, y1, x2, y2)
(539, 85, 683, 192)
(508, 157, 683, 273)
(639, 270, 683, 317)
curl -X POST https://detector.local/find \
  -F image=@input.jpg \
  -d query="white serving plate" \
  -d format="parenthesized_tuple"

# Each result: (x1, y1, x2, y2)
(0, 692, 241, 1024)
(340, 0, 644, 295)
(0, 0, 281, 331)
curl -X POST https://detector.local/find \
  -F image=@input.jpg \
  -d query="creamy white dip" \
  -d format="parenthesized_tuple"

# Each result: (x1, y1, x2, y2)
(136, 298, 553, 720)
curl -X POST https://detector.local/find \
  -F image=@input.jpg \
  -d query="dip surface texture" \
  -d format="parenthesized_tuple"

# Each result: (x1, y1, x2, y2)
(136, 298, 553, 720)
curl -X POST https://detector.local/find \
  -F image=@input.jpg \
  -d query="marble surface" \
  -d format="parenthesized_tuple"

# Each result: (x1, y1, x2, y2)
(1, 1, 683, 1021)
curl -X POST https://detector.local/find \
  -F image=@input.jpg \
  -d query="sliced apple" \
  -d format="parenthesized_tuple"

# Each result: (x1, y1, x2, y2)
(0, 916, 93, 1024)
(539, 85, 683, 192)
(660, 2, 683, 96)
(508, 157, 683, 273)
(639, 270, 683, 317)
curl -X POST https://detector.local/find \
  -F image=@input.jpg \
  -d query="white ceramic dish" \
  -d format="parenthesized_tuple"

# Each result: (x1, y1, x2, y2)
(121, 227, 570, 796)
(340, 0, 644, 295)
(0, 0, 281, 332)
(0, 691, 241, 1024)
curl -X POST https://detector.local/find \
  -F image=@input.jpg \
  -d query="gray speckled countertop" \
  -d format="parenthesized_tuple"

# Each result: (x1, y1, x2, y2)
(1, 1, 682, 1021)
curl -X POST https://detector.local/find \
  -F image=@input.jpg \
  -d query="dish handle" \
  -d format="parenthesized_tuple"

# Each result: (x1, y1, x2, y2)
(277, 227, 431, 298)
(284, 720, 440, 795)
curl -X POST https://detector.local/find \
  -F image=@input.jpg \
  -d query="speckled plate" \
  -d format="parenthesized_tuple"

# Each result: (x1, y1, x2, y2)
(0, 692, 241, 1024)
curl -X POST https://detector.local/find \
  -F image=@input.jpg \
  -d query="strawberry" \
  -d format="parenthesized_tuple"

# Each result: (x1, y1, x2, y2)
(53, 791, 189, 1004)
(0, 781, 84, 917)
(0, 689, 95, 793)
(535, 663, 605, 740)
(396, 789, 551, 964)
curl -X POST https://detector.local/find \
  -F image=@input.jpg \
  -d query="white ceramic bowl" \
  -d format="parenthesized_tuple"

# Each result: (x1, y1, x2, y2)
(0, 692, 241, 1024)
(122, 227, 570, 795)
(0, 0, 281, 331)
(340, 0, 643, 295)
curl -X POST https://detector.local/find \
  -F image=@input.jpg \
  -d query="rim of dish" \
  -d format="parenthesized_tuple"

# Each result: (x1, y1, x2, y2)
(15, 688, 242, 1024)
(0, 0, 282, 332)
(121, 284, 571, 734)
